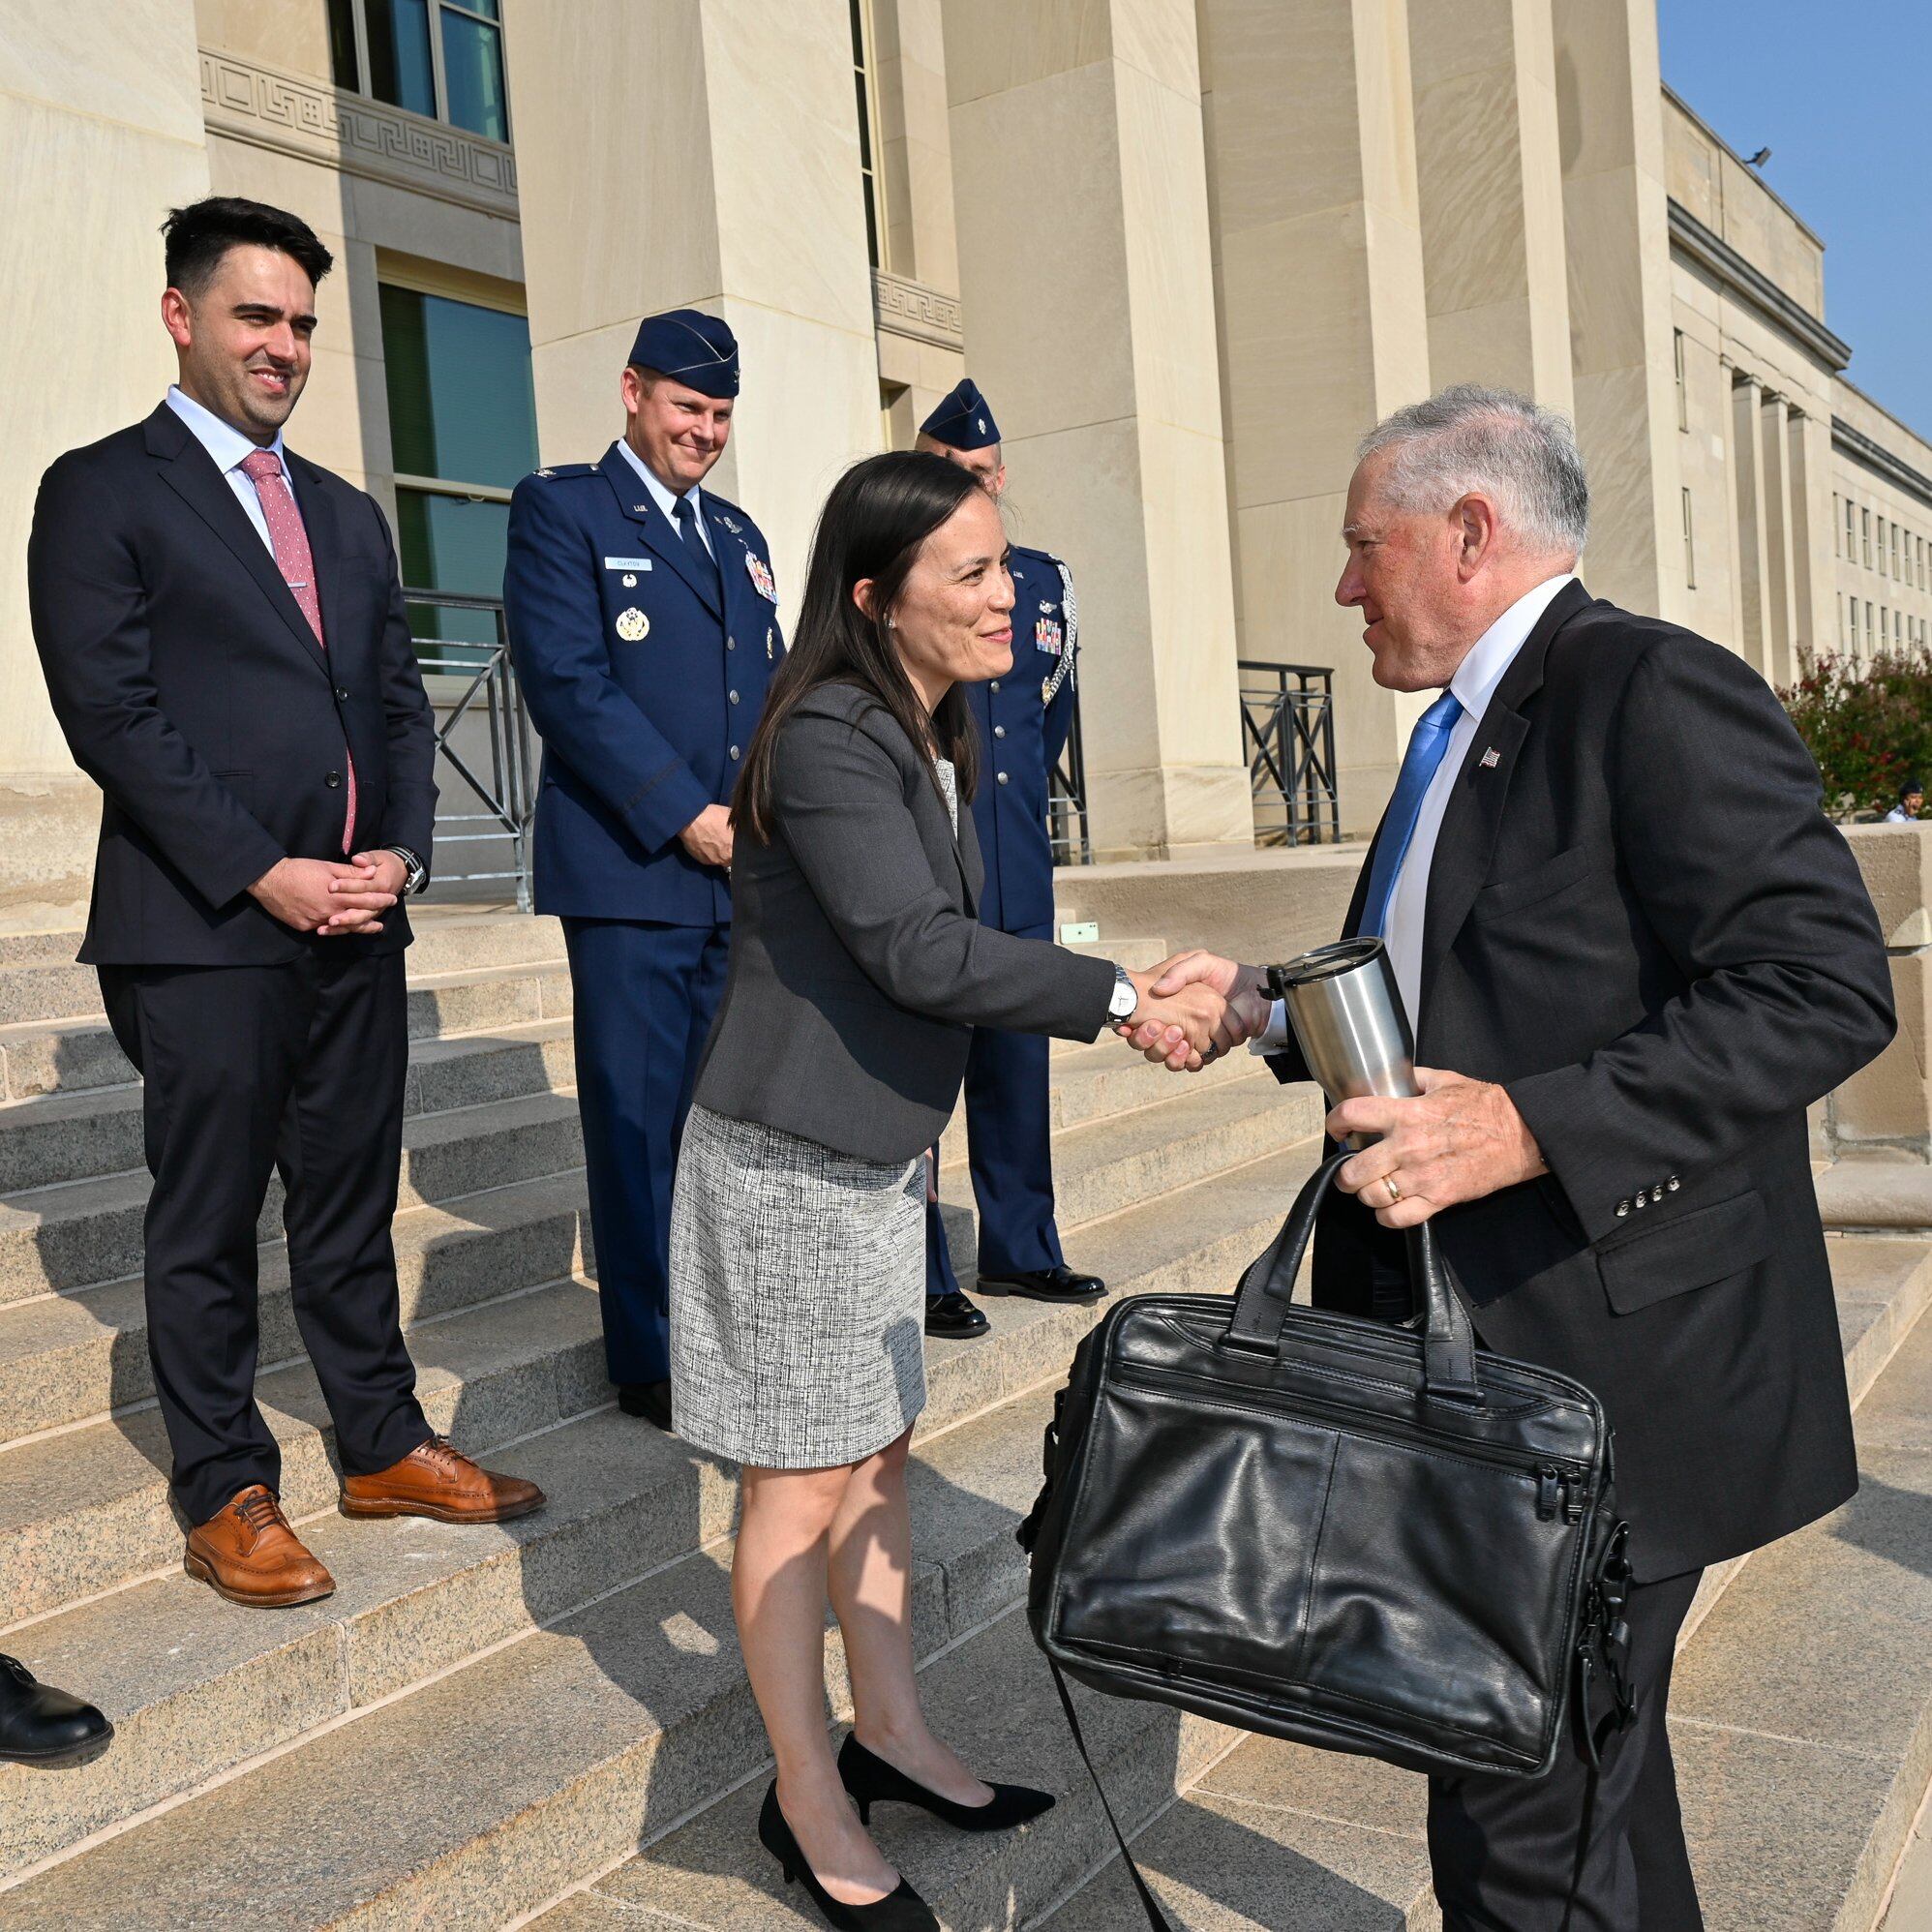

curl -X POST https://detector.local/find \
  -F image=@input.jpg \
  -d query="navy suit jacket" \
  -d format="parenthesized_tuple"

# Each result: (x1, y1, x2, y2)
(503, 445, 785, 924)
(27, 404, 436, 966)
(962, 543, 1077, 932)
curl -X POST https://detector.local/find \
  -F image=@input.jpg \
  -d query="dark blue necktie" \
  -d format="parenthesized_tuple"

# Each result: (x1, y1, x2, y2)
(1355, 690, 1464, 937)
(672, 495, 721, 605)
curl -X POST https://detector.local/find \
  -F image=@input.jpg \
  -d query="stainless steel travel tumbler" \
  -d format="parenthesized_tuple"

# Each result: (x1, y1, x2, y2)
(1265, 938, 1419, 1148)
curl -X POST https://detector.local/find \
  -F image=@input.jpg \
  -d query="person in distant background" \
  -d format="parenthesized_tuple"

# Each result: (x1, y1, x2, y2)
(28, 196, 542, 1613)
(504, 310, 785, 1435)
(913, 379, 1102, 1343)
(1885, 777, 1923, 822)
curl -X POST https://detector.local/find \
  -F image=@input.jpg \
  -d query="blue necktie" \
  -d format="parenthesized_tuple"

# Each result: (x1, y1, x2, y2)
(1355, 690, 1464, 938)
(672, 495, 722, 605)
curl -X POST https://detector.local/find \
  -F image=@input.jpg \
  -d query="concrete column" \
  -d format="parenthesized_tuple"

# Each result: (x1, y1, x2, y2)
(1551, 0, 1681, 620)
(0, 0, 211, 918)
(1731, 372, 1769, 676)
(1759, 389, 1798, 687)
(1786, 405, 1835, 668)
(1196, 0, 1432, 835)
(944, 0, 1251, 858)
(1716, 353, 1748, 656)
(501, 0, 883, 605)
(1408, 0, 1572, 408)
(873, 0, 959, 295)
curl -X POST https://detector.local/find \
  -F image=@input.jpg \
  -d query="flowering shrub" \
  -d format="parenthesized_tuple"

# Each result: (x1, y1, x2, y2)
(1778, 649, 1932, 819)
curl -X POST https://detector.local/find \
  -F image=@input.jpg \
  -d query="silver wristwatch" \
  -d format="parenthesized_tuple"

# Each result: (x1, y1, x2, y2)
(1107, 963, 1138, 1023)
(386, 846, 428, 895)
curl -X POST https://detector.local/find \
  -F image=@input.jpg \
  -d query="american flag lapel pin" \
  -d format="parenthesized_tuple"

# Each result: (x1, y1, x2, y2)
(1480, 747, 1500, 769)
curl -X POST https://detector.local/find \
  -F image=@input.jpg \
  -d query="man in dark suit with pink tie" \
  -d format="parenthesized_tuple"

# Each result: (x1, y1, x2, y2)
(28, 196, 542, 1613)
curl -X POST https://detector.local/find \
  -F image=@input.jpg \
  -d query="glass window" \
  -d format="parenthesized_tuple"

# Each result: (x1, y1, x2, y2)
(1673, 330, 1687, 432)
(1833, 494, 1842, 557)
(377, 283, 537, 654)
(1894, 522, 1903, 578)
(438, 0, 508, 141)
(366, 0, 437, 120)
(850, 0, 885, 270)
(327, 0, 362, 88)
(1863, 506, 1873, 568)
(1846, 496, 1857, 558)
(338, 0, 508, 141)
(1680, 487, 1696, 589)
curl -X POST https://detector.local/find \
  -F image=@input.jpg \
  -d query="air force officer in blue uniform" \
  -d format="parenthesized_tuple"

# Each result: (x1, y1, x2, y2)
(916, 381, 1104, 1339)
(504, 310, 783, 1430)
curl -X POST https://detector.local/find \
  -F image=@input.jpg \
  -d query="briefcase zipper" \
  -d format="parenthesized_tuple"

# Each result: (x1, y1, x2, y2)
(1113, 1362, 1596, 1499)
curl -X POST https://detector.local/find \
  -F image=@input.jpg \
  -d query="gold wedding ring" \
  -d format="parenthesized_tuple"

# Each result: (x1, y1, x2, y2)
(1384, 1176, 1403, 1206)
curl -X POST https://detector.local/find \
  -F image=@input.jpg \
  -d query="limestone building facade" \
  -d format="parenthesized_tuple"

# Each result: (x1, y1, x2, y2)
(6, 0, 1929, 917)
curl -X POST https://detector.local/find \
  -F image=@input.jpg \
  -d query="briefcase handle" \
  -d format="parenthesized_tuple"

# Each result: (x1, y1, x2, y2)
(1223, 1150, 1484, 1404)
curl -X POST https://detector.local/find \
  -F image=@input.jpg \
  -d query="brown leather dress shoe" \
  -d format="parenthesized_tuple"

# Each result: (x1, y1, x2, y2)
(185, 1485, 335, 1608)
(339, 1435, 545, 1524)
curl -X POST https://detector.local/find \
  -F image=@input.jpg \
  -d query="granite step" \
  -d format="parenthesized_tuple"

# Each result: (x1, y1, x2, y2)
(0, 1018, 578, 1194)
(0, 1133, 1321, 1659)
(1818, 1155, 1932, 1235)
(0, 1018, 130, 1103)
(533, 1603, 1238, 1932)
(0, 1272, 610, 1631)
(1042, 1259, 1932, 1932)
(945, 1069, 1322, 1237)
(0, 1165, 596, 1444)
(0, 1084, 588, 1310)
(0, 1555, 1229, 1931)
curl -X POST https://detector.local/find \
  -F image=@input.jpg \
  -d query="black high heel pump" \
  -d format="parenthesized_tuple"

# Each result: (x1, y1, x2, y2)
(837, 1734, 1056, 1832)
(756, 1782, 939, 1932)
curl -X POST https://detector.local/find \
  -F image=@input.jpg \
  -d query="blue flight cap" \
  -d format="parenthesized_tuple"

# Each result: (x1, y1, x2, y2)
(919, 378, 1000, 450)
(627, 308, 740, 397)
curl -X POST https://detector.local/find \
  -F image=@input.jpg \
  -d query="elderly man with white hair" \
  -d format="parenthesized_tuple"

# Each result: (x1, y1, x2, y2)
(1132, 386, 1894, 1930)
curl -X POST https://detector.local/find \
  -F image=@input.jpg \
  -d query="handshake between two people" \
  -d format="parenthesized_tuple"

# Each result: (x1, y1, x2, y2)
(1113, 951, 1548, 1229)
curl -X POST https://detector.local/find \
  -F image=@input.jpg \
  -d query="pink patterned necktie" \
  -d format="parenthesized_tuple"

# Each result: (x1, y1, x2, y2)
(239, 448, 356, 855)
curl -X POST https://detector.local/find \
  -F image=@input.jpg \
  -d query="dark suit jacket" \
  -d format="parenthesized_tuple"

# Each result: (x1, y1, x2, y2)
(502, 446, 785, 926)
(28, 404, 437, 965)
(1272, 580, 1894, 1581)
(693, 679, 1116, 1162)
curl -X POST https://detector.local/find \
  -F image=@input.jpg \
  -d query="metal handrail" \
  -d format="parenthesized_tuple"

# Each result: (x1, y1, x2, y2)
(406, 589, 538, 908)
(1048, 695, 1093, 868)
(1239, 659, 1341, 845)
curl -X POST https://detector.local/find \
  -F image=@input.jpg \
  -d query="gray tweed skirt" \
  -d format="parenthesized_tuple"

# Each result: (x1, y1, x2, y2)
(668, 1102, 928, 1468)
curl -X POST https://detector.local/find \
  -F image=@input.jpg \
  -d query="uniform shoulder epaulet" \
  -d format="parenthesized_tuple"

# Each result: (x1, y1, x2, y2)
(528, 463, 597, 482)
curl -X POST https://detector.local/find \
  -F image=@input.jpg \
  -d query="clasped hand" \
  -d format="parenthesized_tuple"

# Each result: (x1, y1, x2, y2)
(1116, 950, 1546, 1224)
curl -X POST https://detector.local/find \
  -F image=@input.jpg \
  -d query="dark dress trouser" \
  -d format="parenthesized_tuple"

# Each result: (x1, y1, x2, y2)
(100, 951, 431, 1527)
(561, 917, 731, 1387)
(1359, 1263, 1706, 1931)
(925, 920, 1066, 1297)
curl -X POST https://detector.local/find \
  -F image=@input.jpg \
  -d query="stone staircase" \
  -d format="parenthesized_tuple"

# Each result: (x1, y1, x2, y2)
(0, 906, 1927, 1929)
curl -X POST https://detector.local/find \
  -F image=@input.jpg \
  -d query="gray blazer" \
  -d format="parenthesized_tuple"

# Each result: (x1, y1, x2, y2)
(694, 679, 1116, 1162)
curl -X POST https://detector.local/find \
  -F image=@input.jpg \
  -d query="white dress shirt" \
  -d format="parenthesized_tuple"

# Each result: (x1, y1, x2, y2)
(164, 384, 291, 555)
(615, 437, 713, 558)
(1257, 571, 1576, 1050)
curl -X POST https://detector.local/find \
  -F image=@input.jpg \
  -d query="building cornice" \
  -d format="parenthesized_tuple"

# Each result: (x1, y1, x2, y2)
(872, 269, 963, 352)
(1667, 198, 1849, 373)
(199, 47, 518, 220)
(1833, 414, 1932, 513)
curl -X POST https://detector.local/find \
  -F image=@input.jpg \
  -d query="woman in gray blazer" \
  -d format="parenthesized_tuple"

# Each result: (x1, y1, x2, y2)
(667, 453, 1222, 1928)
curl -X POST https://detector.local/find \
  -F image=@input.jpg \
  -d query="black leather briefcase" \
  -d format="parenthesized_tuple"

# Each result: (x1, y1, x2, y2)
(1020, 1151, 1631, 1792)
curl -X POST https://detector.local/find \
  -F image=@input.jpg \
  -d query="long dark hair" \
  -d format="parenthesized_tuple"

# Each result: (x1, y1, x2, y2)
(734, 451, 984, 844)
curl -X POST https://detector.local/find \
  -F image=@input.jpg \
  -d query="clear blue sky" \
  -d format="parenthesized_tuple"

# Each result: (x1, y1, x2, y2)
(1658, 0, 1932, 438)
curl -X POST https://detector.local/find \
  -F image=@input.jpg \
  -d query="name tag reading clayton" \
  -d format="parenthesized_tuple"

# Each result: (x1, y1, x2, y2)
(603, 558, 653, 571)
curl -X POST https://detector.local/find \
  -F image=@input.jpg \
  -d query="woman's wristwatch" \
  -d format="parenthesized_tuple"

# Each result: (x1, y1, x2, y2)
(1108, 964, 1138, 1024)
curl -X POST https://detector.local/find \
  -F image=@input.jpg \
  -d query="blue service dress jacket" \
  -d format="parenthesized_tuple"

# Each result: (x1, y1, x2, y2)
(503, 444, 785, 924)
(963, 542, 1078, 933)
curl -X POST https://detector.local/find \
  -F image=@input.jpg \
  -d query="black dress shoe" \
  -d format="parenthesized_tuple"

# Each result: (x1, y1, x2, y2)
(756, 1781, 938, 1930)
(924, 1291, 989, 1339)
(0, 1654, 112, 1767)
(617, 1380, 673, 1432)
(837, 1734, 1054, 1833)
(972, 1264, 1106, 1305)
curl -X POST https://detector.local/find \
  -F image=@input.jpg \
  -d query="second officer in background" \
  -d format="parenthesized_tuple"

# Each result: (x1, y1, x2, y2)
(916, 379, 1103, 1338)
(504, 310, 783, 1431)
